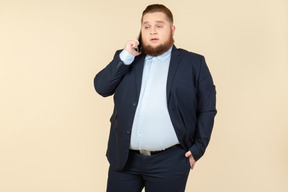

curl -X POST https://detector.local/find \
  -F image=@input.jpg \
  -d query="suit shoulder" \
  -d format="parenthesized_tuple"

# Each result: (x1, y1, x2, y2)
(177, 48, 204, 60)
(176, 48, 206, 68)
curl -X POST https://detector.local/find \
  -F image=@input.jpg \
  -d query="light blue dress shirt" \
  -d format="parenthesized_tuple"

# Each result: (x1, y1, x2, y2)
(120, 47, 179, 151)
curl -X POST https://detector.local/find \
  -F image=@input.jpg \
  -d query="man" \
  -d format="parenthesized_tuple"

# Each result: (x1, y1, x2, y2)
(94, 4, 216, 192)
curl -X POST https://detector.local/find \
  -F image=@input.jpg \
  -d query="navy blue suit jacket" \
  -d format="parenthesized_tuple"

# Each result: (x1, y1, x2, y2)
(94, 46, 217, 170)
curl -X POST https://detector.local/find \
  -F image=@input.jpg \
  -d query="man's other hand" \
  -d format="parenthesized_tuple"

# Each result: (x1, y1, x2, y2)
(185, 151, 196, 170)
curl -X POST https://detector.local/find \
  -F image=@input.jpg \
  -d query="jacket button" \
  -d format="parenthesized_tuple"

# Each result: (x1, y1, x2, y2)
(127, 130, 131, 134)
(116, 61, 122, 68)
(133, 102, 137, 107)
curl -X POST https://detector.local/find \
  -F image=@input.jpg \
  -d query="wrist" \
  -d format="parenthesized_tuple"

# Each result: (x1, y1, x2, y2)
(119, 49, 135, 65)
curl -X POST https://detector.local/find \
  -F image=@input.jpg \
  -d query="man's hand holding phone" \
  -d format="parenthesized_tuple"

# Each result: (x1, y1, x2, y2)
(124, 39, 141, 56)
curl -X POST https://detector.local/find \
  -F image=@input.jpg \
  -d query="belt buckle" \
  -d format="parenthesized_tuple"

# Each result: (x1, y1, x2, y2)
(139, 150, 151, 156)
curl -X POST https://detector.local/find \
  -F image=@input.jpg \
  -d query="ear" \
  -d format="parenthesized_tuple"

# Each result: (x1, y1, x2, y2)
(171, 26, 176, 36)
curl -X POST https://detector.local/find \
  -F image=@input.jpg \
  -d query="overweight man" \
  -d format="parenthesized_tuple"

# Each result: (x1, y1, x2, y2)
(94, 4, 217, 192)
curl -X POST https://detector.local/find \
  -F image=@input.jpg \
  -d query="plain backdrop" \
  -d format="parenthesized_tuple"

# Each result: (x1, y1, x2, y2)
(0, 0, 287, 191)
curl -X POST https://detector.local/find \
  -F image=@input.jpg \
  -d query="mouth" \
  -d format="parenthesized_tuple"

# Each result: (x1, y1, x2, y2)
(150, 38, 159, 42)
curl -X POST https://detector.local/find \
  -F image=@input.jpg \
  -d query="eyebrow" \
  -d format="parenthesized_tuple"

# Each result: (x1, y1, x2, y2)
(143, 20, 165, 25)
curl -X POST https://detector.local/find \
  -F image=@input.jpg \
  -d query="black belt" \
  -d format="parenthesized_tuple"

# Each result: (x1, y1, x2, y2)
(131, 144, 179, 156)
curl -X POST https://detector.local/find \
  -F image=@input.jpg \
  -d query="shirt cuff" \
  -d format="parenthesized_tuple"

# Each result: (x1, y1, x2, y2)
(119, 50, 135, 65)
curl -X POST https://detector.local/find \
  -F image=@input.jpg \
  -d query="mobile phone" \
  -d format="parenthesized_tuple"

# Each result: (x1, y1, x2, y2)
(135, 32, 142, 53)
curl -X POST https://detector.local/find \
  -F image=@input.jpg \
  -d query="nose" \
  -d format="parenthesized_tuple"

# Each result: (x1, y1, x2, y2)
(150, 27, 157, 35)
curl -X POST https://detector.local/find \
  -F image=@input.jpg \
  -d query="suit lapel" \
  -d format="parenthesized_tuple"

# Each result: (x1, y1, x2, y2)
(133, 46, 181, 101)
(167, 46, 181, 102)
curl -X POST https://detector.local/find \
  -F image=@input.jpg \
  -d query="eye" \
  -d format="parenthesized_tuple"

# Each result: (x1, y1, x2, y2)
(157, 25, 163, 28)
(144, 26, 150, 29)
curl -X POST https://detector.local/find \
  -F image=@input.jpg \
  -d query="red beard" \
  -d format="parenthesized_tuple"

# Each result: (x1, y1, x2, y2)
(141, 34, 174, 56)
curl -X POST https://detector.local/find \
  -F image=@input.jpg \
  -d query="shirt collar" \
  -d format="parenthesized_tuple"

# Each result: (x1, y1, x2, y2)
(145, 46, 173, 62)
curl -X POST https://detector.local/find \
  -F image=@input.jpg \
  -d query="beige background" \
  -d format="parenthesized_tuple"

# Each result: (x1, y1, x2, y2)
(1, 0, 287, 191)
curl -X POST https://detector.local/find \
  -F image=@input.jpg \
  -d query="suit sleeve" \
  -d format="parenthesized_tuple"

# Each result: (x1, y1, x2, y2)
(189, 56, 217, 161)
(94, 50, 130, 97)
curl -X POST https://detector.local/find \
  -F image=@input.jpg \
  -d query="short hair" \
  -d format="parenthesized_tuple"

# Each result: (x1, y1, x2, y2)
(141, 4, 174, 25)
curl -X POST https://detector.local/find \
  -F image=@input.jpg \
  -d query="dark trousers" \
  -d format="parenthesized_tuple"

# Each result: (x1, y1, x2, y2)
(107, 145, 191, 192)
